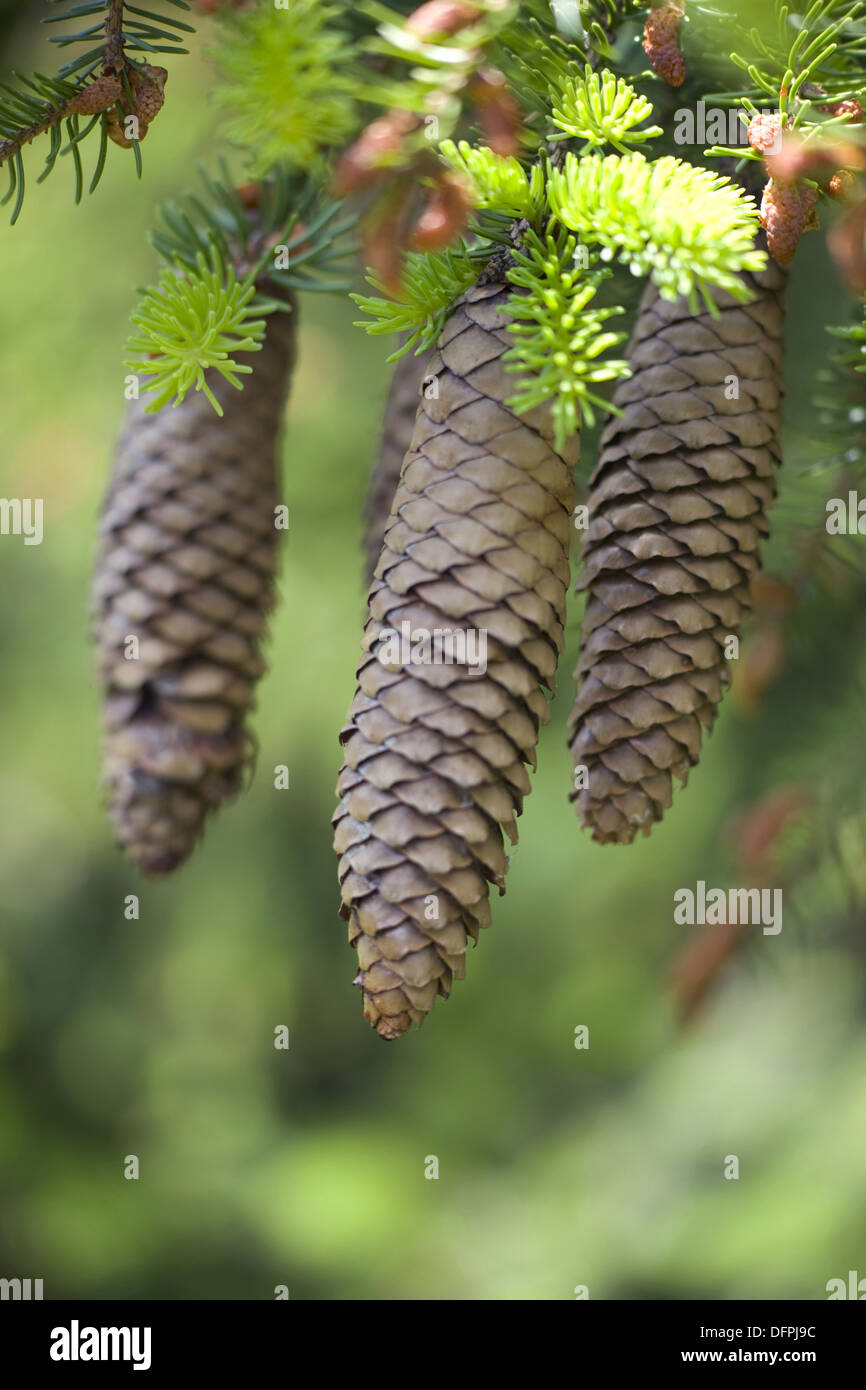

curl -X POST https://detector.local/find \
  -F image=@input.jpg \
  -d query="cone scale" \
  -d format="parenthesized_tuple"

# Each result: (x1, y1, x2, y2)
(334, 282, 578, 1039)
(363, 347, 431, 587)
(92, 301, 297, 873)
(569, 261, 787, 845)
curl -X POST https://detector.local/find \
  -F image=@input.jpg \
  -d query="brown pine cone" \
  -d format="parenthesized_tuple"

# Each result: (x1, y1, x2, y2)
(92, 300, 297, 873)
(334, 282, 578, 1039)
(569, 259, 787, 845)
(363, 347, 431, 586)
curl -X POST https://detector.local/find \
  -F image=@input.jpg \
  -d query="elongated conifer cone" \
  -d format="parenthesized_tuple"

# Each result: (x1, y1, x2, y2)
(92, 297, 297, 873)
(363, 347, 431, 585)
(569, 257, 787, 844)
(334, 282, 578, 1039)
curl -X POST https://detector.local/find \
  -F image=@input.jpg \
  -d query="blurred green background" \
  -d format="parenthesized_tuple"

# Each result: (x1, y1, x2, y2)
(1, 5, 866, 1301)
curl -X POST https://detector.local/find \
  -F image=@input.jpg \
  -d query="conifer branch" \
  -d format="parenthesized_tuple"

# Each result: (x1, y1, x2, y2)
(129, 167, 355, 411)
(0, 1, 192, 219)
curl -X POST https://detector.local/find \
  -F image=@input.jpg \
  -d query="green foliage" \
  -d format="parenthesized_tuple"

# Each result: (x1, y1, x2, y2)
(547, 151, 766, 308)
(44, 0, 193, 78)
(125, 247, 279, 415)
(503, 228, 629, 449)
(704, 0, 866, 111)
(126, 167, 353, 413)
(351, 0, 524, 146)
(0, 1, 193, 221)
(490, 15, 588, 124)
(354, 89, 767, 431)
(0, 73, 82, 222)
(762, 303, 866, 591)
(351, 242, 489, 359)
(210, 0, 358, 174)
(827, 299, 866, 371)
(549, 64, 663, 152)
(5, 52, 866, 1307)
(148, 165, 355, 294)
(439, 139, 546, 220)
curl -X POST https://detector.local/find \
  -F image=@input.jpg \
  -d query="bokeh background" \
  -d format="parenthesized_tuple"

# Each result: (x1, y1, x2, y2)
(1, 2, 866, 1300)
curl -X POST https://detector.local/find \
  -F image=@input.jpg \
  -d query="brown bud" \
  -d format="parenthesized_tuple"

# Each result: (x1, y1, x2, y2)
(818, 98, 865, 123)
(760, 177, 819, 265)
(470, 68, 523, 157)
(192, 0, 250, 12)
(768, 134, 864, 183)
(364, 185, 414, 298)
(642, 3, 686, 88)
(747, 111, 785, 156)
(732, 787, 811, 872)
(332, 110, 418, 195)
(66, 73, 123, 116)
(827, 196, 866, 293)
(236, 181, 260, 209)
(406, 2, 482, 38)
(410, 171, 473, 251)
(733, 623, 787, 712)
(106, 64, 168, 148)
(750, 573, 796, 618)
(669, 920, 748, 1024)
(828, 167, 856, 200)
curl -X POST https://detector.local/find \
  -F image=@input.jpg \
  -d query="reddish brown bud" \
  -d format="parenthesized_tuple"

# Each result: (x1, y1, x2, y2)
(106, 64, 167, 148)
(66, 73, 123, 116)
(410, 171, 473, 251)
(818, 98, 865, 123)
(236, 181, 260, 209)
(760, 177, 819, 265)
(406, 2, 482, 38)
(828, 196, 866, 293)
(364, 186, 414, 298)
(642, 3, 686, 88)
(828, 167, 856, 200)
(333, 111, 418, 195)
(732, 787, 811, 872)
(750, 574, 796, 617)
(470, 68, 523, 157)
(747, 111, 785, 156)
(192, 0, 250, 12)
(733, 624, 787, 712)
(768, 134, 864, 184)
(669, 920, 748, 1024)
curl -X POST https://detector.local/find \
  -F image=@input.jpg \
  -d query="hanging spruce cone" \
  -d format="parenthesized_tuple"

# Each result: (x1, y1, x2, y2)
(334, 281, 578, 1038)
(363, 346, 431, 586)
(569, 257, 786, 844)
(92, 299, 297, 873)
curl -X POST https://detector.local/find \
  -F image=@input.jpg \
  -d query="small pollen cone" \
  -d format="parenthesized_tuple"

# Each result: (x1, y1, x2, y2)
(92, 300, 297, 873)
(642, 3, 686, 88)
(335, 282, 578, 1038)
(760, 177, 819, 265)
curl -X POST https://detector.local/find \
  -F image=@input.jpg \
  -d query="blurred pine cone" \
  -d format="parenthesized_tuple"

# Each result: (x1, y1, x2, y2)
(334, 282, 578, 1039)
(92, 300, 297, 873)
(363, 346, 430, 586)
(569, 260, 787, 844)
